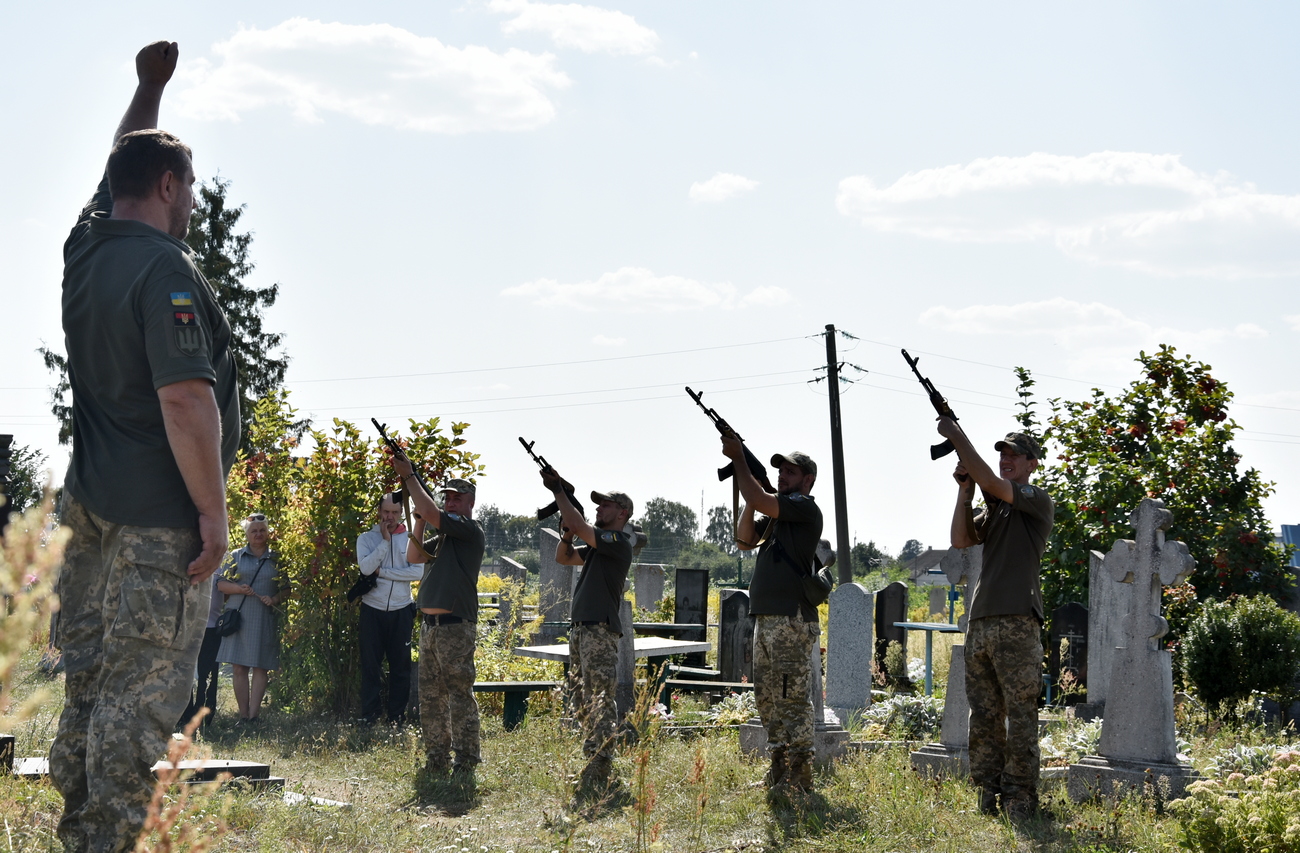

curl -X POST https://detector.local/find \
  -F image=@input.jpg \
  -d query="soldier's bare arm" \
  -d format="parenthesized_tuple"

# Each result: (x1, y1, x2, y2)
(722, 436, 779, 518)
(936, 417, 1014, 504)
(950, 462, 979, 548)
(114, 41, 179, 143)
(158, 378, 228, 583)
(542, 468, 597, 549)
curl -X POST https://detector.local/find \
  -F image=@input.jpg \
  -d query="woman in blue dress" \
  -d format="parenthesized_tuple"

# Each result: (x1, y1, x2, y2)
(217, 513, 291, 723)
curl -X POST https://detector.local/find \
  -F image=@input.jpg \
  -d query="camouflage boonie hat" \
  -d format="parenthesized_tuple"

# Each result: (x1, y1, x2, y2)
(591, 490, 634, 516)
(771, 451, 817, 476)
(439, 478, 477, 495)
(994, 432, 1042, 460)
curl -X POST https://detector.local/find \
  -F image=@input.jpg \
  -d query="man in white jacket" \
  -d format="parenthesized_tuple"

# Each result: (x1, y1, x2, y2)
(356, 492, 424, 725)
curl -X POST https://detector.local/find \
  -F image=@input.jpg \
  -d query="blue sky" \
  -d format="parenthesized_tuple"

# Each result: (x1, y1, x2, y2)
(3, 2, 1298, 556)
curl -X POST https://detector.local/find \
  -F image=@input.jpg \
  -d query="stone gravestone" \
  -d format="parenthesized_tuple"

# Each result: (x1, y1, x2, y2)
(826, 582, 873, 722)
(1068, 498, 1199, 800)
(718, 589, 753, 683)
(1048, 602, 1089, 704)
(616, 598, 635, 715)
(740, 626, 850, 766)
(674, 568, 709, 669)
(928, 587, 947, 618)
(1077, 549, 1132, 720)
(912, 545, 982, 776)
(537, 527, 574, 644)
(498, 555, 527, 588)
(634, 564, 666, 612)
(874, 582, 911, 689)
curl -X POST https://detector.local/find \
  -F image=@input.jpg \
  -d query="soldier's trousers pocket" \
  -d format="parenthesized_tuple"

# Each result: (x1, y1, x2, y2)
(112, 563, 191, 650)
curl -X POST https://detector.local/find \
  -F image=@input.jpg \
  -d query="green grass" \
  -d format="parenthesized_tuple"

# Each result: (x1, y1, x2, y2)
(0, 645, 1274, 853)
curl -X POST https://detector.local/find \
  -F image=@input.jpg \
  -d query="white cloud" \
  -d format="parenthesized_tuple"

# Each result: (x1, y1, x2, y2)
(592, 334, 625, 346)
(837, 152, 1300, 278)
(689, 172, 759, 203)
(1286, 315, 1300, 331)
(920, 297, 1268, 373)
(174, 18, 570, 133)
(501, 267, 789, 311)
(488, 0, 659, 55)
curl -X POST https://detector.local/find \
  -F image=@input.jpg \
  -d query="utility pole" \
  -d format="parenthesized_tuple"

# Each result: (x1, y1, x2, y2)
(823, 325, 853, 585)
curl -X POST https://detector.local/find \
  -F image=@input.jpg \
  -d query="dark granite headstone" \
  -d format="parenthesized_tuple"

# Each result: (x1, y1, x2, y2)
(674, 568, 709, 668)
(0, 733, 13, 774)
(874, 581, 911, 689)
(719, 589, 753, 683)
(1049, 601, 1089, 704)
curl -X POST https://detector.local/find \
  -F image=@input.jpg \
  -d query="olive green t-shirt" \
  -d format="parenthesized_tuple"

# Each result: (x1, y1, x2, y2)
(748, 494, 824, 622)
(571, 528, 633, 635)
(418, 512, 486, 621)
(968, 482, 1055, 622)
(61, 175, 240, 528)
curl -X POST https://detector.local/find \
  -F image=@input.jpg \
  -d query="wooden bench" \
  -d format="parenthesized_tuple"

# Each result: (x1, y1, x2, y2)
(473, 681, 561, 731)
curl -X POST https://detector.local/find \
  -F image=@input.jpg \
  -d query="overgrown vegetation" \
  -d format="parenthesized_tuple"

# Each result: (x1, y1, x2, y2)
(1180, 595, 1300, 720)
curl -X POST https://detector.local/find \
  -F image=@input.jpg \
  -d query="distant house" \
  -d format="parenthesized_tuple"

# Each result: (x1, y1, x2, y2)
(1282, 525, 1300, 569)
(908, 547, 948, 586)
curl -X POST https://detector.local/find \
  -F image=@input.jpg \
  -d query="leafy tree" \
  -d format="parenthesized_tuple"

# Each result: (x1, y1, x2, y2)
(477, 504, 549, 556)
(673, 540, 736, 575)
(898, 539, 925, 564)
(225, 390, 484, 715)
(637, 497, 698, 564)
(851, 540, 889, 576)
(39, 175, 289, 451)
(1026, 345, 1290, 611)
(185, 176, 291, 450)
(704, 505, 737, 555)
(1, 442, 49, 515)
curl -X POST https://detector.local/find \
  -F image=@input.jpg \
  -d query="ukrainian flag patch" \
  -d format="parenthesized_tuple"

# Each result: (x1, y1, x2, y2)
(170, 292, 193, 306)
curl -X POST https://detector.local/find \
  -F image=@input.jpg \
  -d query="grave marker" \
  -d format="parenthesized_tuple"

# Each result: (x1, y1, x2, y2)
(826, 582, 873, 722)
(874, 582, 911, 689)
(718, 589, 753, 683)
(674, 568, 709, 668)
(1067, 499, 1199, 800)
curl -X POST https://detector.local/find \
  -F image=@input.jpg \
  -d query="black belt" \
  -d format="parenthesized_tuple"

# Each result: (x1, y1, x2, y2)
(573, 620, 608, 627)
(423, 613, 464, 626)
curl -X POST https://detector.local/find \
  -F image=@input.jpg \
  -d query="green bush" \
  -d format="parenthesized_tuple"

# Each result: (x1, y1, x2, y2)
(1172, 749, 1300, 853)
(1181, 595, 1300, 720)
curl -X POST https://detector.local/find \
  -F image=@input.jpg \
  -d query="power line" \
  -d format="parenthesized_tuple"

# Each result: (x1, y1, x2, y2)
(315, 368, 814, 413)
(287, 335, 811, 385)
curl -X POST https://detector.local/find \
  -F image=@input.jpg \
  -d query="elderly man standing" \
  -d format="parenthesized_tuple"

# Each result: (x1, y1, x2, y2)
(356, 492, 424, 725)
(388, 453, 486, 780)
(722, 443, 823, 796)
(50, 41, 240, 853)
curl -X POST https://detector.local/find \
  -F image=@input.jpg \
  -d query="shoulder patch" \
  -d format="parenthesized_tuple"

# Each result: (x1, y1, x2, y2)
(790, 494, 807, 502)
(447, 512, 462, 521)
(173, 311, 197, 326)
(170, 292, 193, 306)
(174, 323, 202, 356)
(600, 531, 618, 543)
(1020, 485, 1035, 497)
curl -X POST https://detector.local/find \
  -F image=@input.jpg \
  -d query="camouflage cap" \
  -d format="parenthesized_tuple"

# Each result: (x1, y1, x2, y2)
(439, 478, 477, 495)
(771, 451, 817, 476)
(994, 432, 1042, 460)
(591, 490, 634, 516)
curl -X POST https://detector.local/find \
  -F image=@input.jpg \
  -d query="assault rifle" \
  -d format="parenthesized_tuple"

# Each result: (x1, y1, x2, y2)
(372, 418, 433, 494)
(518, 437, 585, 521)
(684, 387, 774, 493)
(900, 350, 969, 481)
(370, 417, 435, 560)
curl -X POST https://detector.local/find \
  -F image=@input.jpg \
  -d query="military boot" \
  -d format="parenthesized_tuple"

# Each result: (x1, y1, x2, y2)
(762, 746, 788, 788)
(978, 788, 1000, 816)
(785, 751, 814, 793)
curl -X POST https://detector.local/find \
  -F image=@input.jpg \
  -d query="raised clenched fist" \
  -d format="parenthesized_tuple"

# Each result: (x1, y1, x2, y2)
(136, 41, 179, 87)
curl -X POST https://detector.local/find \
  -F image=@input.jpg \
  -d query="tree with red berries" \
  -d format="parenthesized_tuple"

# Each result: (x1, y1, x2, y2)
(1015, 345, 1291, 613)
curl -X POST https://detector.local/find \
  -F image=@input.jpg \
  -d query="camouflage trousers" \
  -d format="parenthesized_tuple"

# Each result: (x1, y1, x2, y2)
(569, 624, 620, 760)
(418, 621, 481, 769)
(50, 494, 209, 853)
(753, 614, 818, 757)
(965, 615, 1044, 807)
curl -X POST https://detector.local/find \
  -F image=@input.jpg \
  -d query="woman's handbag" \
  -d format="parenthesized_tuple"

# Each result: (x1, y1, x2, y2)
(215, 554, 271, 637)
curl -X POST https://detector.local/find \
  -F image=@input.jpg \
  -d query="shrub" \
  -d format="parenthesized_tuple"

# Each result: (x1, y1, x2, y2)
(1172, 749, 1300, 853)
(1181, 595, 1300, 720)
(858, 694, 943, 741)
